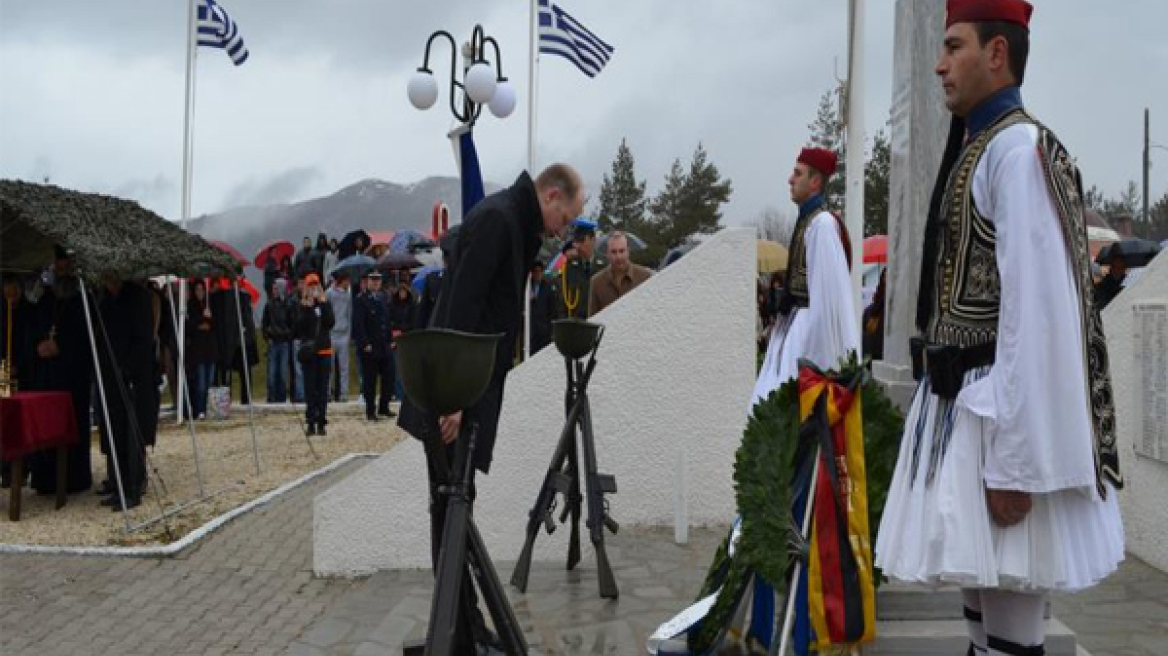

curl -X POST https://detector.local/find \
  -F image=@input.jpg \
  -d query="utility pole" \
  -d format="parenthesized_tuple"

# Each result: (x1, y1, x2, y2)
(1144, 108, 1150, 227)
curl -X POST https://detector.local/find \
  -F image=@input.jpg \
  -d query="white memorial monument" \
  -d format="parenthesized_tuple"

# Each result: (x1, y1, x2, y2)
(1104, 252, 1168, 573)
(313, 228, 756, 576)
(872, 0, 949, 409)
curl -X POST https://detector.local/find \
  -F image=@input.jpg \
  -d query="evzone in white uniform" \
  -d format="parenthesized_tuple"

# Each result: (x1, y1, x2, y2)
(876, 10, 1124, 649)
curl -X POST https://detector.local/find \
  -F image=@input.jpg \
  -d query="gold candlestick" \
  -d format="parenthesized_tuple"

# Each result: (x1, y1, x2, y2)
(5, 299, 11, 366)
(0, 359, 12, 398)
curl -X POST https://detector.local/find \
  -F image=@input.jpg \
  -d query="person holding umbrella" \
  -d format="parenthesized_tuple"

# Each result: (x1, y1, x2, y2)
(1093, 252, 1127, 310)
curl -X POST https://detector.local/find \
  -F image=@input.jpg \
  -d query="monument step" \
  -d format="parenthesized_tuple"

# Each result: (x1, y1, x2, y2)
(866, 618, 1078, 656)
(877, 584, 1053, 621)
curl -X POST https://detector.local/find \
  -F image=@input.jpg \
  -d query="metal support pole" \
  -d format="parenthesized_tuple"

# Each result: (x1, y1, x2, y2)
(166, 281, 206, 497)
(771, 445, 822, 656)
(233, 279, 261, 475)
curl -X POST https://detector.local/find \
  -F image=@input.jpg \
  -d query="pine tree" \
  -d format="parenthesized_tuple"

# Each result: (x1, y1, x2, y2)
(648, 159, 687, 248)
(597, 138, 648, 232)
(807, 88, 846, 208)
(677, 143, 733, 238)
(1147, 191, 1168, 241)
(864, 129, 891, 236)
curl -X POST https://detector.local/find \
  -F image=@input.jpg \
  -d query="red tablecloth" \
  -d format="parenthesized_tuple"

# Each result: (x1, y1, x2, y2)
(0, 391, 78, 460)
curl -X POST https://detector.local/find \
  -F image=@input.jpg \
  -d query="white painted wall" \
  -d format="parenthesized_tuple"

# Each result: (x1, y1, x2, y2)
(314, 228, 756, 575)
(1104, 252, 1168, 573)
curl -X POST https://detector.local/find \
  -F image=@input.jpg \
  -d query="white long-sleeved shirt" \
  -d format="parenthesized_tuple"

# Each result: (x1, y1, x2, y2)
(956, 122, 1099, 496)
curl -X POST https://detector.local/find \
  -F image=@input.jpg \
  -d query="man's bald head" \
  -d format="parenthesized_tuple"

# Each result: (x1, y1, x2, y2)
(535, 163, 585, 237)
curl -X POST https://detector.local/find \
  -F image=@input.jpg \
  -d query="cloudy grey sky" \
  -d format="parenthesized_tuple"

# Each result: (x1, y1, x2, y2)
(1, 0, 1165, 228)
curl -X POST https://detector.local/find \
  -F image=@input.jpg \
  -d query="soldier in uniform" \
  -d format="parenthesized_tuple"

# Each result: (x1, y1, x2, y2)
(556, 218, 602, 320)
(352, 270, 393, 420)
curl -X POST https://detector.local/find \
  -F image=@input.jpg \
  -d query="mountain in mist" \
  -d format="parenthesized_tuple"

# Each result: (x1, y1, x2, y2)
(188, 176, 500, 262)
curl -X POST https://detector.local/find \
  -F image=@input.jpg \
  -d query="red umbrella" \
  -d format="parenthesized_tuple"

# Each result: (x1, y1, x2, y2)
(238, 278, 260, 306)
(208, 239, 249, 267)
(253, 240, 295, 268)
(213, 277, 260, 306)
(863, 235, 888, 264)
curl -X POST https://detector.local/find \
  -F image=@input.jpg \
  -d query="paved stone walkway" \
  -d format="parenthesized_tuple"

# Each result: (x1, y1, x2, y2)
(2, 455, 1165, 656)
(283, 527, 725, 656)
(0, 459, 368, 656)
(1051, 557, 1168, 656)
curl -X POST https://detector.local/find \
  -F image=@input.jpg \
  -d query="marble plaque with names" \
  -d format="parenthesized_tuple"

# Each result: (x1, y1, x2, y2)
(1133, 302, 1168, 463)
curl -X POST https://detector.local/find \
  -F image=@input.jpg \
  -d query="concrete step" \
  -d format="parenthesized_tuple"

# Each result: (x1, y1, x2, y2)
(877, 584, 964, 620)
(865, 617, 1078, 656)
(877, 584, 1052, 621)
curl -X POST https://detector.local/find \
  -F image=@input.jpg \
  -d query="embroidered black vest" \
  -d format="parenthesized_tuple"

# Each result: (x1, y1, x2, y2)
(922, 108, 1122, 496)
(778, 198, 850, 316)
(778, 205, 818, 314)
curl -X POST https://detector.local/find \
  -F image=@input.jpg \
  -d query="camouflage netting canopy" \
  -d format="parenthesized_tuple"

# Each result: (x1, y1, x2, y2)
(0, 180, 241, 281)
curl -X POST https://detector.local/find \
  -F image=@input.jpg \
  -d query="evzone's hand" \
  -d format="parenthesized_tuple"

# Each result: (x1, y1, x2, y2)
(985, 488, 1032, 527)
(439, 411, 463, 445)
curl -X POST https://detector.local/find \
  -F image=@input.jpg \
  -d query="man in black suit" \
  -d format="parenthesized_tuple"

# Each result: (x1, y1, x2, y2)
(400, 163, 584, 653)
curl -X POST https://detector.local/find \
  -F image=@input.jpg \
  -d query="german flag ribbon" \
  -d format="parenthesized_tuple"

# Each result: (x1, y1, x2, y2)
(797, 365, 877, 651)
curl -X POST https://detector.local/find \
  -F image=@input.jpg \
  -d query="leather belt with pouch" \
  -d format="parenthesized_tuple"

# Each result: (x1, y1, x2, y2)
(910, 337, 996, 400)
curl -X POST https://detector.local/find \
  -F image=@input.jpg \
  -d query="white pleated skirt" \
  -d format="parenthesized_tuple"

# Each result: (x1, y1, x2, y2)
(751, 311, 801, 408)
(874, 375, 1125, 593)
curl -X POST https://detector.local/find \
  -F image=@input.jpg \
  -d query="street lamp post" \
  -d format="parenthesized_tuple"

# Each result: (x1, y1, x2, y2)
(407, 25, 516, 125)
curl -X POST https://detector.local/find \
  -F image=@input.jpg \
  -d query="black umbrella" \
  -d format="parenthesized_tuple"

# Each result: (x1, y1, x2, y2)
(338, 229, 371, 258)
(376, 251, 422, 270)
(390, 230, 435, 254)
(1096, 238, 1162, 267)
(329, 254, 376, 280)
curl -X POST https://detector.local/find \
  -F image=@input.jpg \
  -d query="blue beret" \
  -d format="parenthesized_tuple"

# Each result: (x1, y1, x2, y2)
(571, 217, 598, 231)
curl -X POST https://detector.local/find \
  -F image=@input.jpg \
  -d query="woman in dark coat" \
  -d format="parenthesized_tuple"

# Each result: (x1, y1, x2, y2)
(295, 273, 335, 435)
(186, 280, 218, 419)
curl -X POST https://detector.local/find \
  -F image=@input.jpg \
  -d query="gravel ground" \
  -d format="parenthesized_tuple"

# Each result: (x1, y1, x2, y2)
(0, 403, 405, 548)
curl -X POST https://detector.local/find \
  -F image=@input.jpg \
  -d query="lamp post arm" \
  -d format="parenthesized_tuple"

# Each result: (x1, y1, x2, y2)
(482, 35, 506, 80)
(420, 30, 472, 124)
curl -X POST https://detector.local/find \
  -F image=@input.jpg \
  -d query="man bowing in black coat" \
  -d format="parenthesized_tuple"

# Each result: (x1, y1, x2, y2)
(399, 163, 584, 653)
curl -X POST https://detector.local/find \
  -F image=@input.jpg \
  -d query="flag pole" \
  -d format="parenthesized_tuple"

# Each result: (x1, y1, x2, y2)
(523, 0, 540, 360)
(177, 0, 200, 423)
(844, 0, 866, 341)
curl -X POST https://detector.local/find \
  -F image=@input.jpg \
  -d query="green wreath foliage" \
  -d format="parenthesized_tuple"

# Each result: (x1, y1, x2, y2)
(686, 356, 905, 655)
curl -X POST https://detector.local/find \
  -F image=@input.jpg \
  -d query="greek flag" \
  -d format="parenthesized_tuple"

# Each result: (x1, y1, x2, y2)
(197, 0, 249, 66)
(538, 0, 614, 78)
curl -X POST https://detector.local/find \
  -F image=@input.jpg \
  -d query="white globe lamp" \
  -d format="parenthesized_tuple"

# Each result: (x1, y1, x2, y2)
(464, 62, 498, 104)
(407, 70, 439, 110)
(488, 79, 516, 118)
